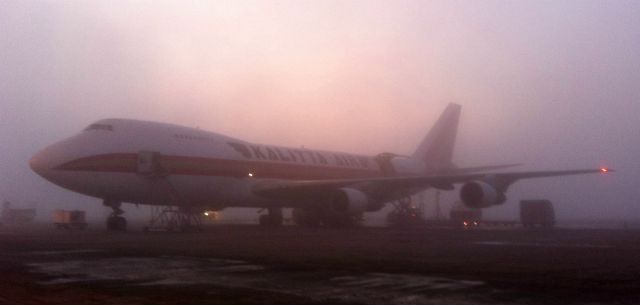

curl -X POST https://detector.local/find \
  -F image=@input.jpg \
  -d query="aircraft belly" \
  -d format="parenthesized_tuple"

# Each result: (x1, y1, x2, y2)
(48, 168, 278, 208)
(46, 171, 153, 203)
(167, 175, 251, 206)
(170, 176, 292, 208)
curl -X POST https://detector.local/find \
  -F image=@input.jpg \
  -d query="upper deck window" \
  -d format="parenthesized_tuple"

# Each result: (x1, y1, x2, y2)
(84, 123, 114, 132)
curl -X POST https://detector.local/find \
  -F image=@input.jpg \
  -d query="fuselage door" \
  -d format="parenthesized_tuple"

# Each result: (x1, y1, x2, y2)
(137, 151, 163, 177)
(374, 152, 397, 176)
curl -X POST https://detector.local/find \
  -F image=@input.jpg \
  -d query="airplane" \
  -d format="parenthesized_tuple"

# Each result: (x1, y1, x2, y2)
(29, 103, 611, 230)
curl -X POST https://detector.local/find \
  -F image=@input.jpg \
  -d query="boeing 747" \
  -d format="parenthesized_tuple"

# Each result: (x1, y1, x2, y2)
(29, 104, 611, 230)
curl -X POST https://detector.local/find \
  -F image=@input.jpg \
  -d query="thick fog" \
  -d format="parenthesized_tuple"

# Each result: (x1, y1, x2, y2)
(1, 1, 638, 223)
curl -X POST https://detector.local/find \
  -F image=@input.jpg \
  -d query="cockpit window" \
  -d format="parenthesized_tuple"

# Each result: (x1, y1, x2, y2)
(84, 123, 114, 132)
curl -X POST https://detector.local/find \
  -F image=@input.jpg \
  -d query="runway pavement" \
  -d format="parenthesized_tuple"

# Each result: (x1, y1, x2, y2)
(1, 224, 639, 305)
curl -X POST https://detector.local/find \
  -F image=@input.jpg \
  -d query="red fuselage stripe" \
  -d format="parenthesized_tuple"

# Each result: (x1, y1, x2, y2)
(55, 153, 383, 180)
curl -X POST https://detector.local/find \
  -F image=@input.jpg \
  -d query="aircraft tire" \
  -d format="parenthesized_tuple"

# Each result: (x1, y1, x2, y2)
(107, 216, 127, 231)
(292, 208, 321, 227)
(259, 214, 282, 227)
(322, 214, 355, 228)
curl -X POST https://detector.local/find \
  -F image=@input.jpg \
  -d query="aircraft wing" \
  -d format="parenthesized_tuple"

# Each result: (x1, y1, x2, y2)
(443, 163, 522, 174)
(252, 168, 611, 201)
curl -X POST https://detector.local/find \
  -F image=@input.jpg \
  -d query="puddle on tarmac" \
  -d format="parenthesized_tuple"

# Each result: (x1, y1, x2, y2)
(29, 255, 495, 305)
(27, 249, 104, 256)
(31, 257, 264, 285)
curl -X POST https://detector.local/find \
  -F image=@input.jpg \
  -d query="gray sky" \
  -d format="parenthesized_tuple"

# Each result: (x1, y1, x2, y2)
(1, 1, 638, 221)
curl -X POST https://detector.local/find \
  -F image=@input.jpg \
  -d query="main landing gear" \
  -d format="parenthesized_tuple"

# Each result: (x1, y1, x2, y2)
(104, 199, 127, 231)
(386, 197, 425, 228)
(259, 207, 283, 227)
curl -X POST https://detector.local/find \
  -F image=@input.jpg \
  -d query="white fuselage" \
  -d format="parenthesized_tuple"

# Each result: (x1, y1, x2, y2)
(30, 119, 427, 210)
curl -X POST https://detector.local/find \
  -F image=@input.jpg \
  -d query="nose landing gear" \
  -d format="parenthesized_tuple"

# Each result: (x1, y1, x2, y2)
(104, 199, 127, 231)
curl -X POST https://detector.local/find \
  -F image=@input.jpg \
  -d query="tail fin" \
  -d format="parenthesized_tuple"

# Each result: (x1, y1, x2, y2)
(412, 103, 461, 171)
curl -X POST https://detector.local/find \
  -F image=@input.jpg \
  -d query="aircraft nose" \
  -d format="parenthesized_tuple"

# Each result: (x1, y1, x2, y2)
(29, 140, 72, 178)
(30, 147, 53, 177)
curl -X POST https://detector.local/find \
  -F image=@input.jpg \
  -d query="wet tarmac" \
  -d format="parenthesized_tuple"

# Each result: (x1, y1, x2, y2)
(1, 224, 640, 304)
(28, 254, 486, 304)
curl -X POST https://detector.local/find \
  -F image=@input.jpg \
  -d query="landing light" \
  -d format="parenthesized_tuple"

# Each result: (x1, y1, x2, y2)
(204, 212, 209, 216)
(600, 168, 609, 173)
(248, 172, 254, 177)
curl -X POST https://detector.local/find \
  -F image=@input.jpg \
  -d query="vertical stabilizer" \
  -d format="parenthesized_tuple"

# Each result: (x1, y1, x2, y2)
(411, 103, 461, 171)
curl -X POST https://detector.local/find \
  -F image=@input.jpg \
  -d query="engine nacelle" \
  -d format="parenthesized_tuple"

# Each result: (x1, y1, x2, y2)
(329, 188, 369, 215)
(460, 181, 505, 208)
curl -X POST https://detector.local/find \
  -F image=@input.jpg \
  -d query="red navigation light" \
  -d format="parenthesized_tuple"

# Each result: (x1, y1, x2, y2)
(600, 168, 609, 173)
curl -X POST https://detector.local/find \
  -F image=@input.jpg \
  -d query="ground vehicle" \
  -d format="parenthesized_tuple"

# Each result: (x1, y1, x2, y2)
(1, 201, 36, 225)
(520, 200, 555, 228)
(53, 210, 88, 230)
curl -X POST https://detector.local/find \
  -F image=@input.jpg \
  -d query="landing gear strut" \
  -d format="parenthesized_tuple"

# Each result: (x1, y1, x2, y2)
(291, 207, 360, 228)
(387, 197, 424, 228)
(292, 208, 321, 227)
(104, 199, 127, 231)
(259, 207, 283, 227)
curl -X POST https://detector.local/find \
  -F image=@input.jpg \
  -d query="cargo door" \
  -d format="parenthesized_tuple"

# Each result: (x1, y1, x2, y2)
(138, 151, 179, 205)
(137, 151, 163, 177)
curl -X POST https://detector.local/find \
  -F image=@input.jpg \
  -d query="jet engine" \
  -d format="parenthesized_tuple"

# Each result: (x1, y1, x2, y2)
(459, 181, 506, 208)
(328, 188, 368, 215)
